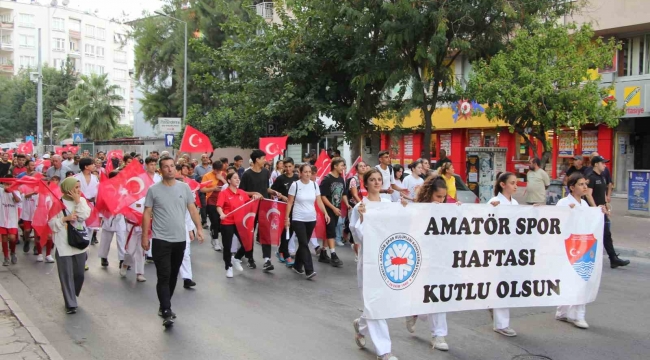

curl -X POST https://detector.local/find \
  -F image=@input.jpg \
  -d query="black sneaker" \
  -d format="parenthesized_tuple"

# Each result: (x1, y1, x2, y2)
(183, 279, 196, 289)
(23, 240, 30, 253)
(330, 253, 343, 267)
(91, 233, 99, 245)
(292, 267, 305, 275)
(101, 258, 109, 267)
(33, 247, 38, 256)
(263, 260, 274, 272)
(162, 315, 174, 328)
(158, 308, 177, 319)
(66, 307, 77, 314)
(318, 251, 331, 264)
(306, 271, 317, 280)
(247, 259, 257, 269)
(610, 256, 630, 268)
(146, 257, 154, 264)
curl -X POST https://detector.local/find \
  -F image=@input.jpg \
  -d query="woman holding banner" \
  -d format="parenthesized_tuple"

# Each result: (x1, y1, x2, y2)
(554, 172, 607, 330)
(487, 172, 519, 337)
(285, 164, 329, 279)
(349, 168, 399, 360)
(217, 172, 259, 278)
(404, 175, 453, 351)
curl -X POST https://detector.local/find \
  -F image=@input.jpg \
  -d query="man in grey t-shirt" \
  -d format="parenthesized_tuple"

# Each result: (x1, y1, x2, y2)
(142, 156, 203, 328)
(45, 155, 71, 179)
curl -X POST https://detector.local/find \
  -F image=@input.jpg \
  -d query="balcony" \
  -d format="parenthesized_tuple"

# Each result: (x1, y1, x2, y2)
(0, 43, 13, 51)
(69, 30, 81, 39)
(0, 64, 13, 73)
(0, 21, 13, 30)
(255, 2, 274, 20)
(68, 50, 81, 58)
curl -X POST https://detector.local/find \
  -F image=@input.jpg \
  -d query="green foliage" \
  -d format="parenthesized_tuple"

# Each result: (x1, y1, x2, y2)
(464, 22, 623, 161)
(111, 124, 134, 139)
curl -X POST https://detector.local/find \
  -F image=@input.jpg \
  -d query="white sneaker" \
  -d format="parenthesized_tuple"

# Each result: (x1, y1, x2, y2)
(45, 255, 55, 263)
(432, 336, 449, 351)
(36, 254, 44, 262)
(226, 267, 233, 278)
(136, 274, 147, 282)
(119, 266, 128, 278)
(377, 353, 398, 360)
(493, 327, 517, 337)
(232, 258, 243, 272)
(570, 318, 589, 329)
(214, 241, 222, 252)
(405, 315, 418, 333)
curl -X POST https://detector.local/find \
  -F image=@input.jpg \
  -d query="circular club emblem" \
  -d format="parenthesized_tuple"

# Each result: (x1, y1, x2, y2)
(379, 233, 421, 290)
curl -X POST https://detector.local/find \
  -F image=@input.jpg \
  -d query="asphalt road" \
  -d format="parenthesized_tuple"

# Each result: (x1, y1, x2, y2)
(1, 231, 648, 360)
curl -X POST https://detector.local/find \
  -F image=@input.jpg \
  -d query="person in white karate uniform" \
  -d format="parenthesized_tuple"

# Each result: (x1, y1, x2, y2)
(403, 175, 456, 351)
(180, 209, 196, 288)
(349, 168, 399, 360)
(554, 172, 607, 330)
(121, 197, 147, 282)
(486, 172, 520, 337)
(143, 157, 162, 263)
(75, 158, 100, 244)
(98, 213, 126, 269)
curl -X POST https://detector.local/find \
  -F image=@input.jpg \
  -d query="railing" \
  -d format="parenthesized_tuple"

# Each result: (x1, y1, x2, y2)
(255, 2, 274, 20)
(0, 43, 13, 50)
(0, 21, 13, 29)
(69, 30, 81, 39)
(0, 64, 13, 72)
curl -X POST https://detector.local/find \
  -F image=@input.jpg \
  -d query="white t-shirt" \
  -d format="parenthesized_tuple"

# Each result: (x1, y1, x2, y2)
(75, 173, 99, 200)
(556, 195, 588, 208)
(375, 164, 395, 200)
(0, 190, 21, 229)
(20, 194, 38, 221)
(402, 174, 424, 202)
(288, 180, 320, 222)
(487, 192, 519, 206)
(391, 179, 404, 202)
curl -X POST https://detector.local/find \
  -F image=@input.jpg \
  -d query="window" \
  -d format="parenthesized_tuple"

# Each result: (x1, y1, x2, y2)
(19, 56, 36, 68)
(53, 17, 65, 31)
(0, 14, 12, 24)
(84, 63, 94, 75)
(114, 50, 126, 63)
(96, 65, 104, 75)
(621, 34, 650, 76)
(117, 106, 126, 119)
(96, 46, 105, 58)
(53, 58, 65, 69)
(85, 44, 95, 56)
(18, 14, 35, 28)
(113, 68, 127, 81)
(85, 24, 95, 38)
(0, 35, 10, 45)
(70, 19, 81, 32)
(53, 38, 65, 52)
(0, 57, 10, 65)
(19, 34, 35, 48)
(114, 87, 126, 97)
(97, 28, 106, 40)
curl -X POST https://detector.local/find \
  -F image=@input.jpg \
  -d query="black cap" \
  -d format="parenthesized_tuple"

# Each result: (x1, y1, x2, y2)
(573, 155, 583, 161)
(591, 155, 609, 166)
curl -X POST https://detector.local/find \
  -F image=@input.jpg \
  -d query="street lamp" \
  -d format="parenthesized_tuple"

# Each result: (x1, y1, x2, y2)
(154, 10, 188, 124)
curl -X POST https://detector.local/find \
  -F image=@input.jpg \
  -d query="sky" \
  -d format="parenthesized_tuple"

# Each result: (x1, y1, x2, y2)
(65, 0, 163, 21)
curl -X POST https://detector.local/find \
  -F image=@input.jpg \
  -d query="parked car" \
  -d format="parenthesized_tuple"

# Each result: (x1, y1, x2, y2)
(453, 174, 479, 204)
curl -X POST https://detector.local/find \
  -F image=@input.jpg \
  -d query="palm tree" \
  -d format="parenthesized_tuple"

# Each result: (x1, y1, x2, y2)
(51, 103, 79, 142)
(67, 73, 124, 140)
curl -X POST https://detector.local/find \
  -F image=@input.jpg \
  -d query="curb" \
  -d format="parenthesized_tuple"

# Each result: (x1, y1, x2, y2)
(616, 247, 650, 260)
(0, 283, 64, 360)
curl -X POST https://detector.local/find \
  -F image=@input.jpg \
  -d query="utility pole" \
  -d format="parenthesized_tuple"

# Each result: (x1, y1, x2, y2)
(36, 28, 43, 153)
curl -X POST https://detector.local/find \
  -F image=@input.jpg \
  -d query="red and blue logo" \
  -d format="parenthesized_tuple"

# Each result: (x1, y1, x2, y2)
(565, 234, 597, 281)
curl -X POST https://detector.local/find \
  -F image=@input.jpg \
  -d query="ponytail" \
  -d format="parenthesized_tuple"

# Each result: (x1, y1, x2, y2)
(494, 172, 515, 196)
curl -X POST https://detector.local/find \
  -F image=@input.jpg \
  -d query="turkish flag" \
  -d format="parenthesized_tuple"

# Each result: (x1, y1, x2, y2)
(231, 199, 260, 252)
(314, 150, 331, 184)
(5, 148, 13, 160)
(97, 160, 154, 215)
(54, 147, 66, 155)
(105, 149, 124, 173)
(346, 156, 362, 179)
(180, 125, 213, 153)
(84, 196, 101, 228)
(258, 199, 286, 246)
(259, 136, 288, 161)
(64, 145, 79, 154)
(313, 201, 327, 240)
(32, 181, 65, 243)
(6, 175, 43, 194)
(17, 141, 33, 155)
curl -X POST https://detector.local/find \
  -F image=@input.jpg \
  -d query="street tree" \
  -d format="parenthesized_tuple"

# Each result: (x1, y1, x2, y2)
(464, 22, 623, 165)
(66, 74, 123, 141)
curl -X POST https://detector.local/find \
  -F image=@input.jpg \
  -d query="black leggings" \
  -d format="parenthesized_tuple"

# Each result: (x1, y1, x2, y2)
(206, 205, 221, 240)
(292, 220, 316, 274)
(344, 216, 355, 244)
(220, 224, 240, 270)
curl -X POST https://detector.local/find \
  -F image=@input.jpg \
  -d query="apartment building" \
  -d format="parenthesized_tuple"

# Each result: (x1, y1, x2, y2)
(0, 0, 135, 125)
(568, 0, 650, 194)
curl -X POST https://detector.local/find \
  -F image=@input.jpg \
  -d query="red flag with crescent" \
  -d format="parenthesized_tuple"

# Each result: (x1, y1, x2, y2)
(314, 150, 331, 185)
(258, 199, 286, 246)
(231, 199, 260, 252)
(313, 201, 327, 240)
(346, 156, 362, 179)
(98, 160, 154, 215)
(259, 136, 288, 161)
(180, 125, 213, 153)
(17, 141, 33, 155)
(32, 181, 65, 243)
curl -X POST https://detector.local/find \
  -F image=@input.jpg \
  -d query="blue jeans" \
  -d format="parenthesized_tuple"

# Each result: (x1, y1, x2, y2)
(335, 216, 345, 243)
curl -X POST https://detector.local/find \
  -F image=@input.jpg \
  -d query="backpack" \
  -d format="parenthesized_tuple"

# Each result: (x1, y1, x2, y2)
(375, 164, 393, 176)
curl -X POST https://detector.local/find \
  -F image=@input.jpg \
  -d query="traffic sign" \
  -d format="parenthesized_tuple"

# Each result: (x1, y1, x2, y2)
(73, 133, 84, 143)
(266, 123, 277, 136)
(158, 118, 182, 133)
(25, 136, 34, 143)
(164, 134, 175, 147)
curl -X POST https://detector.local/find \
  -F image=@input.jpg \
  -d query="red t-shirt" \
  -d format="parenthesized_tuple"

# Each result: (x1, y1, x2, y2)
(12, 166, 25, 177)
(217, 187, 251, 225)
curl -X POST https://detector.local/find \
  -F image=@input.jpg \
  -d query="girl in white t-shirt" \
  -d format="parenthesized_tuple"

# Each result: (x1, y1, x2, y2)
(401, 160, 425, 202)
(1, 182, 21, 266)
(390, 165, 404, 202)
(486, 172, 519, 338)
(286, 164, 330, 279)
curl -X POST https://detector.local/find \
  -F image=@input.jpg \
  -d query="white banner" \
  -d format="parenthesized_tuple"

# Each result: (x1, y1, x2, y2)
(361, 203, 604, 319)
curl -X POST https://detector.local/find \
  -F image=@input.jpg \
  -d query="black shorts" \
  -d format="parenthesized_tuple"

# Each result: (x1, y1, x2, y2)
(325, 208, 338, 239)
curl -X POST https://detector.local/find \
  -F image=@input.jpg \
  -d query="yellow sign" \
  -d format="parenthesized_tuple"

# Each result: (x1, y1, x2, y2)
(624, 86, 641, 107)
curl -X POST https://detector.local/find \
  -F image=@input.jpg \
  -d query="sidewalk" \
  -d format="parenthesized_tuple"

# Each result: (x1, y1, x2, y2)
(609, 198, 650, 259)
(0, 282, 63, 360)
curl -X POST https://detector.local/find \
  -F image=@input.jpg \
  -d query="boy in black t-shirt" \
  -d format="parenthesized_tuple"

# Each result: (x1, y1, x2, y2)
(271, 158, 299, 263)
(319, 157, 350, 267)
(587, 156, 630, 268)
(238, 149, 282, 271)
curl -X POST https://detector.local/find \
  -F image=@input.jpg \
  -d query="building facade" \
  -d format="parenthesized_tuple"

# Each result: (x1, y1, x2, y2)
(0, 0, 135, 125)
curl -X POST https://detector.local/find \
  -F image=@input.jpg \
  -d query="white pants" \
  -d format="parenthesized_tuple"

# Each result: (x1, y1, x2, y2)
(180, 231, 192, 280)
(359, 317, 391, 356)
(123, 225, 145, 275)
(493, 308, 510, 330)
(98, 229, 125, 261)
(425, 313, 448, 337)
(556, 304, 586, 321)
